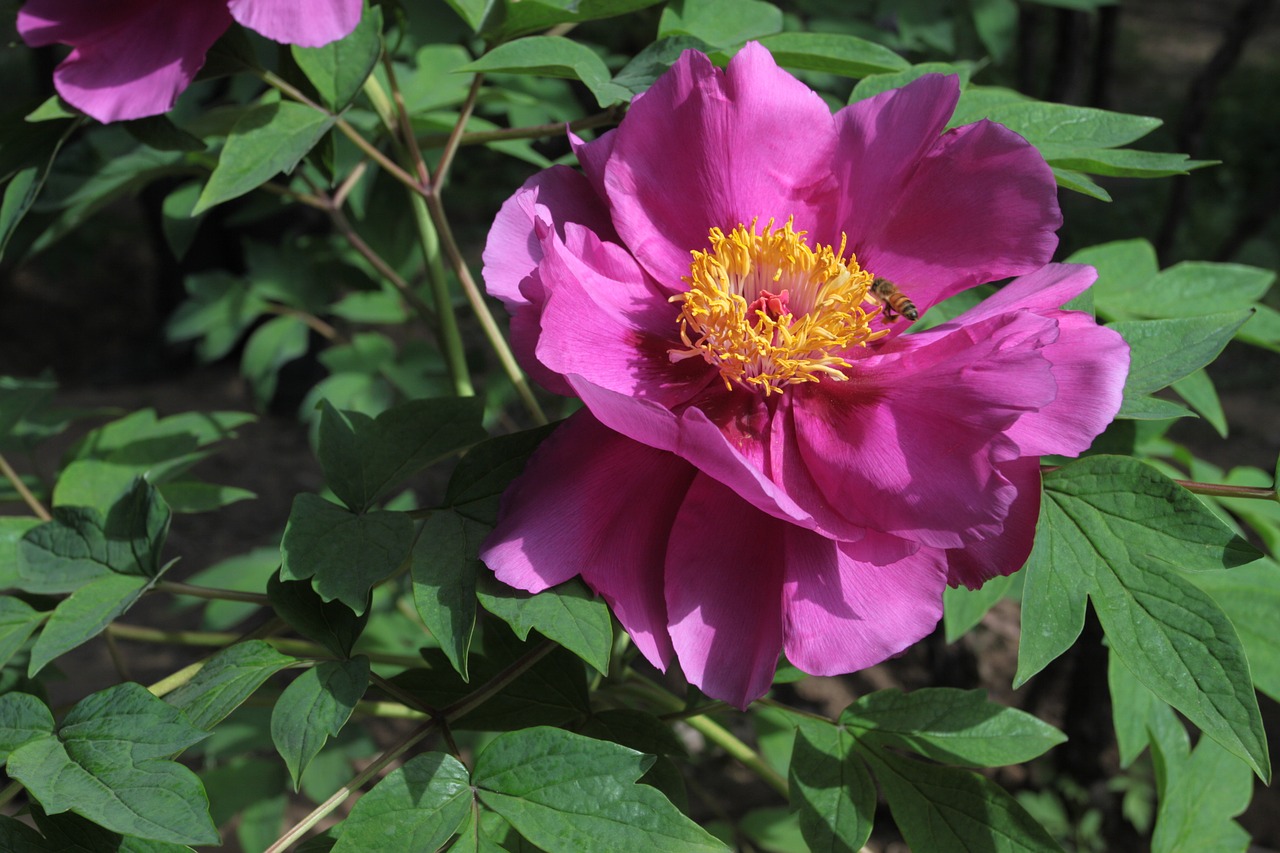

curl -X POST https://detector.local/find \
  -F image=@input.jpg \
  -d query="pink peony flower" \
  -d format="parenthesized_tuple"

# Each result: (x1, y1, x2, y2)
(17, 0, 363, 123)
(480, 43, 1129, 708)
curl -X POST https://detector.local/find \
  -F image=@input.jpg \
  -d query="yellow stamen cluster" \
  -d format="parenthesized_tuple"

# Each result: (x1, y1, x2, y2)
(669, 218, 886, 395)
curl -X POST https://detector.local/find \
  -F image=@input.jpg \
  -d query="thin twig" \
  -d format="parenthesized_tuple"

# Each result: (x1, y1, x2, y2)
(434, 74, 484, 191)
(154, 580, 273, 606)
(0, 453, 51, 521)
(328, 204, 439, 326)
(263, 303, 346, 344)
(417, 108, 622, 150)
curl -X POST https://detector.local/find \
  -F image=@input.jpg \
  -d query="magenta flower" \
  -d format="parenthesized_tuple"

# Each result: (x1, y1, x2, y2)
(17, 0, 363, 123)
(480, 44, 1128, 708)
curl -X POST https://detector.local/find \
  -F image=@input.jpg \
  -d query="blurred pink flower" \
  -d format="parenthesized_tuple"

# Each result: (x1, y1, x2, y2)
(481, 44, 1128, 708)
(17, 0, 363, 123)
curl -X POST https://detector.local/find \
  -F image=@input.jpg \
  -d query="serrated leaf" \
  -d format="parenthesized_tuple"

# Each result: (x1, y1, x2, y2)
(194, 102, 336, 214)
(164, 640, 298, 730)
(474, 727, 728, 852)
(272, 657, 369, 789)
(842, 688, 1065, 768)
(864, 746, 1063, 852)
(28, 572, 154, 676)
(756, 32, 908, 77)
(658, 0, 783, 48)
(292, 6, 382, 110)
(460, 37, 631, 108)
(317, 396, 485, 513)
(267, 571, 370, 659)
(332, 752, 472, 852)
(411, 509, 481, 679)
(477, 576, 611, 676)
(6, 684, 217, 846)
(789, 725, 875, 853)
(1020, 457, 1268, 781)
(279, 493, 414, 613)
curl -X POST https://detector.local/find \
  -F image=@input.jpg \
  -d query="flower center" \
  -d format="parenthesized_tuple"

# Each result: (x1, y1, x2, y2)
(669, 218, 887, 395)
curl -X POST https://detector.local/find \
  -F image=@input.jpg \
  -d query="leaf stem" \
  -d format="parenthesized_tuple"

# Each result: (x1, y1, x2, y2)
(417, 107, 623, 150)
(410, 191, 474, 397)
(0, 452, 51, 521)
(154, 580, 273, 605)
(107, 623, 425, 669)
(434, 74, 483, 190)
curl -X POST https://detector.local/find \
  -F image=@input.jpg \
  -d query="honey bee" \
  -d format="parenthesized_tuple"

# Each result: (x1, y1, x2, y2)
(870, 277, 919, 323)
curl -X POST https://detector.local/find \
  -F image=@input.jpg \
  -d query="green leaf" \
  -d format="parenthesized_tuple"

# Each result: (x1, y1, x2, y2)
(391, 628, 589, 732)
(1020, 457, 1269, 781)
(612, 37, 711, 95)
(863, 747, 1063, 852)
(0, 814, 48, 852)
(164, 640, 298, 730)
(658, 0, 783, 49)
(166, 274, 268, 361)
(317, 396, 485, 513)
(241, 314, 310, 409)
(19, 479, 171, 592)
(0, 692, 55, 763)
(459, 37, 631, 108)
(156, 480, 255, 514)
(194, 102, 337, 214)
(272, 657, 369, 790)
(268, 571, 370, 659)
(477, 577, 612, 676)
(1066, 238, 1160, 311)
(755, 32, 908, 77)
(1107, 650, 1173, 769)
(0, 375, 57, 442)
(6, 683, 217, 846)
(1097, 260, 1273, 321)
(0, 517, 41, 588)
(970, 0, 1018, 62)
(1193, 559, 1280, 702)
(0, 597, 46, 672)
(331, 752, 472, 852)
(841, 688, 1065, 768)
(482, 0, 665, 40)
(279, 493, 414, 613)
(1110, 310, 1253, 411)
(1171, 369, 1227, 437)
(0, 118, 79, 263)
(849, 62, 974, 103)
(1151, 732, 1252, 853)
(1042, 147, 1215, 177)
(292, 6, 383, 110)
(123, 115, 206, 152)
(1052, 166, 1111, 201)
(789, 725, 875, 853)
(446, 423, 558, 524)
(943, 571, 1014, 642)
(29, 572, 154, 676)
(956, 95, 1161, 149)
(410, 509, 482, 679)
(473, 727, 728, 852)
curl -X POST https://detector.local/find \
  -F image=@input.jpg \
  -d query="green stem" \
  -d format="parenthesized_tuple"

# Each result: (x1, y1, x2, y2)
(434, 74, 483, 191)
(0, 452, 51, 521)
(410, 192, 474, 397)
(153, 580, 272, 606)
(107, 623, 425, 669)
(0, 780, 24, 811)
(416, 107, 622, 150)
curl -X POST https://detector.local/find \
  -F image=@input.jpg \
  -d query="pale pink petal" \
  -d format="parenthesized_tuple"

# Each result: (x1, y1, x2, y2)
(832, 77, 1059, 315)
(535, 225, 715, 407)
(569, 129, 617, 201)
(793, 310, 1060, 548)
(228, 0, 362, 46)
(948, 265, 1130, 457)
(665, 474, 787, 708)
(480, 411, 693, 669)
(604, 43, 839, 289)
(20, 0, 231, 123)
(944, 457, 1042, 589)
(783, 530, 948, 675)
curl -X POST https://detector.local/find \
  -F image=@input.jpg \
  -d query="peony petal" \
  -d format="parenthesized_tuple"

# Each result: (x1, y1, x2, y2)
(20, 0, 231, 123)
(228, 0, 362, 46)
(572, 379, 866, 540)
(944, 457, 1042, 588)
(793, 310, 1060, 548)
(665, 474, 787, 708)
(783, 529, 947, 675)
(853, 119, 1061, 315)
(483, 166, 615, 396)
(480, 411, 694, 670)
(831, 75, 1059, 317)
(948, 264, 1130, 457)
(569, 128, 617, 201)
(604, 43, 839, 289)
(536, 224, 715, 406)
